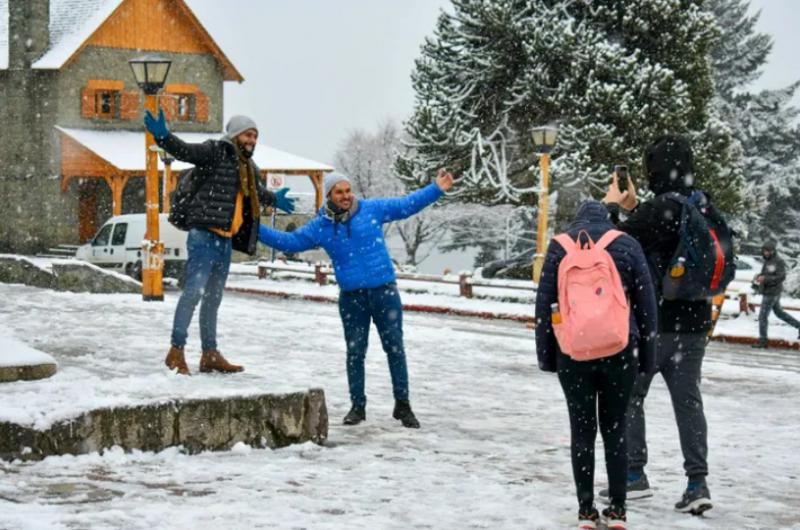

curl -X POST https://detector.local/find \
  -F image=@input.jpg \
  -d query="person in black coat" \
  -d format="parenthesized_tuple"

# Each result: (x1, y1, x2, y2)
(144, 111, 295, 375)
(602, 135, 714, 514)
(535, 200, 658, 527)
(752, 240, 800, 347)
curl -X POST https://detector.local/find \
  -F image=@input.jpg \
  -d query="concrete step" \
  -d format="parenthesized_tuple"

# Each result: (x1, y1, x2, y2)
(0, 388, 328, 461)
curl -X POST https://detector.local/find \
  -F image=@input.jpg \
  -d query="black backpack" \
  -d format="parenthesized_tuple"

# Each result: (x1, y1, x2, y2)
(168, 167, 201, 231)
(655, 191, 736, 301)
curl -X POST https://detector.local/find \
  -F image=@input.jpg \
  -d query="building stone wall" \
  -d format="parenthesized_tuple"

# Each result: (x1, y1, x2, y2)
(1, 39, 227, 252)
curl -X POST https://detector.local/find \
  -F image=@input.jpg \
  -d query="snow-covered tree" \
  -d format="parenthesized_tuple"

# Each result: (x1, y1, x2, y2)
(709, 0, 800, 258)
(399, 0, 742, 212)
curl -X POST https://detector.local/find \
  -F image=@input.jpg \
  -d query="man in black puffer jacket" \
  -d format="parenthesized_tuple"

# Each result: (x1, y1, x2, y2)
(144, 111, 295, 375)
(601, 135, 714, 515)
(752, 240, 800, 347)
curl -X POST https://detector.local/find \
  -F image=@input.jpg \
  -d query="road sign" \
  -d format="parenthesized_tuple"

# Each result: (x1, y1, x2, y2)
(267, 174, 285, 190)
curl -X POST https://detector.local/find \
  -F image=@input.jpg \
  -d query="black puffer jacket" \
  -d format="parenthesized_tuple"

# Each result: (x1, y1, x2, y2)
(535, 201, 659, 375)
(759, 248, 787, 297)
(606, 136, 712, 333)
(156, 133, 275, 255)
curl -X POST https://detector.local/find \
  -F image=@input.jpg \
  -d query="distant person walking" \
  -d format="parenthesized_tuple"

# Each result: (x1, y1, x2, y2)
(752, 240, 800, 348)
(258, 170, 453, 428)
(536, 200, 658, 530)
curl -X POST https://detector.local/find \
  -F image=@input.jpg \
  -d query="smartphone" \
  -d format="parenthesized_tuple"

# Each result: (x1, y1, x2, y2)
(614, 165, 629, 192)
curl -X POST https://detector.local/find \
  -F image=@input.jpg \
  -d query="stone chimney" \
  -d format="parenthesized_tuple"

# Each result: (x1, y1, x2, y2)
(7, 0, 50, 69)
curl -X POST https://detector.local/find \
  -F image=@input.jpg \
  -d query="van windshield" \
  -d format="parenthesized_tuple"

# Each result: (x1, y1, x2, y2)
(92, 224, 112, 246)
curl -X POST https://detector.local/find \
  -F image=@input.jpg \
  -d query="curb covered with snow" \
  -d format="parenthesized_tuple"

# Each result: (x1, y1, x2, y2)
(0, 336, 58, 383)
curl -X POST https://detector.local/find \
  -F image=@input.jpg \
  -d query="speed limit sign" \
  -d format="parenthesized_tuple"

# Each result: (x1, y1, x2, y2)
(267, 174, 285, 190)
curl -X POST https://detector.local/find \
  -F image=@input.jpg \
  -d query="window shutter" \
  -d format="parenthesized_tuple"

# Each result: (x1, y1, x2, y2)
(195, 93, 209, 123)
(119, 91, 140, 120)
(160, 94, 178, 122)
(81, 88, 95, 118)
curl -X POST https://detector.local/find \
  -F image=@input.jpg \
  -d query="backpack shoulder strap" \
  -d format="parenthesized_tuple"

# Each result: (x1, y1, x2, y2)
(553, 233, 577, 255)
(595, 229, 624, 251)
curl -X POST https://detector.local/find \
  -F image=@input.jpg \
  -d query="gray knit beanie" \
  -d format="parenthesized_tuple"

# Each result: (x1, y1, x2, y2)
(224, 115, 258, 140)
(324, 172, 351, 197)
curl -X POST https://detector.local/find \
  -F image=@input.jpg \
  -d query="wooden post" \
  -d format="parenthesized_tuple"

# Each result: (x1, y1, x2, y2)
(315, 263, 328, 286)
(258, 263, 268, 279)
(532, 153, 551, 283)
(739, 292, 749, 315)
(459, 272, 473, 298)
(142, 94, 164, 301)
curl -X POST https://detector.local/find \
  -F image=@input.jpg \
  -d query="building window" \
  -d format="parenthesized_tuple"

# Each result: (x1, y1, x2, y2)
(176, 94, 193, 121)
(95, 90, 119, 119)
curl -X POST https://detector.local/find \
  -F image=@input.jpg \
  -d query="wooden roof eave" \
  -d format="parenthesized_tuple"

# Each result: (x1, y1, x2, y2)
(59, 0, 244, 83)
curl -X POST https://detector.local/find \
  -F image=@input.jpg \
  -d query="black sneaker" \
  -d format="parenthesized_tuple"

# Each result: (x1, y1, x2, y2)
(577, 507, 599, 529)
(392, 400, 420, 428)
(598, 473, 652, 501)
(675, 483, 713, 515)
(601, 505, 627, 529)
(342, 405, 366, 425)
(751, 340, 769, 349)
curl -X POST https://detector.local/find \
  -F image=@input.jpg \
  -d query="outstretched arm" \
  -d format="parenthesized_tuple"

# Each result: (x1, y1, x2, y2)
(145, 109, 217, 166)
(258, 221, 319, 253)
(375, 169, 453, 223)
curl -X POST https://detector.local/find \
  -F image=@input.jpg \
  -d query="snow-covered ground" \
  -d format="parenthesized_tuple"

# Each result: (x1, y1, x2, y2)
(1, 282, 799, 529)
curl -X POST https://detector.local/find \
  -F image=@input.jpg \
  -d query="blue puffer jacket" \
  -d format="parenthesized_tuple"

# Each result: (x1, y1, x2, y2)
(534, 200, 659, 375)
(258, 183, 444, 292)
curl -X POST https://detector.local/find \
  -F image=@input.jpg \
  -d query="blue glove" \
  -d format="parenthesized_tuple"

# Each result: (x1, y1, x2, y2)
(144, 108, 169, 140)
(273, 187, 296, 214)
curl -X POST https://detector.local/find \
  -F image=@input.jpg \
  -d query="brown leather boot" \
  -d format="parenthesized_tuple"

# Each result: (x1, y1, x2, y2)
(199, 349, 244, 373)
(165, 346, 190, 375)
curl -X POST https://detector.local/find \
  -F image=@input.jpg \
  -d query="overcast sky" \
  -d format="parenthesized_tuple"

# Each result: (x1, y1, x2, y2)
(185, 0, 800, 167)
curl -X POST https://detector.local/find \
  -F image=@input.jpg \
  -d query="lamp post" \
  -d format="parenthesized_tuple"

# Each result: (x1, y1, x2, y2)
(129, 54, 171, 301)
(531, 125, 558, 283)
(150, 145, 176, 213)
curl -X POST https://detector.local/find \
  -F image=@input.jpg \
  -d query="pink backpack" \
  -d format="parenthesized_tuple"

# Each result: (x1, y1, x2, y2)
(552, 230, 630, 361)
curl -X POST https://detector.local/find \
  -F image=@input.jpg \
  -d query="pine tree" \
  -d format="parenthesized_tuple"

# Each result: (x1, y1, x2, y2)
(708, 0, 800, 266)
(399, 0, 742, 213)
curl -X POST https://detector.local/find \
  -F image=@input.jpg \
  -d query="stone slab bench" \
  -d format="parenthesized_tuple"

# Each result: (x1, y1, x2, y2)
(0, 388, 328, 461)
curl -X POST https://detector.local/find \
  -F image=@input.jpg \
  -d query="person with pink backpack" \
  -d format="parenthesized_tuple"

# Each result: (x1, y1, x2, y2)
(535, 200, 658, 530)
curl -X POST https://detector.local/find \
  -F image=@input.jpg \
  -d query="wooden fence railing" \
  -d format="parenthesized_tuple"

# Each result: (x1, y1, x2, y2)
(249, 262, 800, 314)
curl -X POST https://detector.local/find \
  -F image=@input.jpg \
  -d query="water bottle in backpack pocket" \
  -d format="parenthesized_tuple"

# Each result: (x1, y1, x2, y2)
(552, 230, 630, 361)
(658, 191, 736, 301)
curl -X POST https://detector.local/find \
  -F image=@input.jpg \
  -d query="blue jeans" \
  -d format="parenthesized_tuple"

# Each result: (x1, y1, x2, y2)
(338, 283, 409, 408)
(758, 293, 800, 341)
(171, 229, 232, 351)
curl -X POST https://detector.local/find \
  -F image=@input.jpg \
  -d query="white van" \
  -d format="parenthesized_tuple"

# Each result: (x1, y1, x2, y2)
(75, 214, 187, 281)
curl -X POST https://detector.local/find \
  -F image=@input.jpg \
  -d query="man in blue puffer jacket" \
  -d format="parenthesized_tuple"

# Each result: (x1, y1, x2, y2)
(258, 170, 454, 428)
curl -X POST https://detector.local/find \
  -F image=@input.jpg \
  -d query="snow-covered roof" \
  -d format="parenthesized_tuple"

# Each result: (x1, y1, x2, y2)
(0, 0, 8, 69)
(0, 0, 242, 78)
(33, 0, 122, 70)
(56, 126, 334, 173)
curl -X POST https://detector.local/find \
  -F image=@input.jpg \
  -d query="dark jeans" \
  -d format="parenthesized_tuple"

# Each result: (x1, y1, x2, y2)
(627, 333, 708, 480)
(338, 283, 409, 408)
(170, 229, 232, 351)
(557, 347, 637, 512)
(758, 293, 800, 341)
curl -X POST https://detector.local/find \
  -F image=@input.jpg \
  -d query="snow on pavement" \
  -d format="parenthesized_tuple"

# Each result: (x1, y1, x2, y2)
(0, 283, 798, 529)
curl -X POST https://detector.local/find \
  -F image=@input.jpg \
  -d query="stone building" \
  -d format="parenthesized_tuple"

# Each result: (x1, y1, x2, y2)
(0, 0, 331, 253)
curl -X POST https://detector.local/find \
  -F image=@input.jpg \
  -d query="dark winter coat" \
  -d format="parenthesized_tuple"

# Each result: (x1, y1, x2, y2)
(758, 252, 787, 296)
(605, 199, 714, 333)
(258, 183, 444, 292)
(156, 132, 276, 255)
(535, 201, 659, 375)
